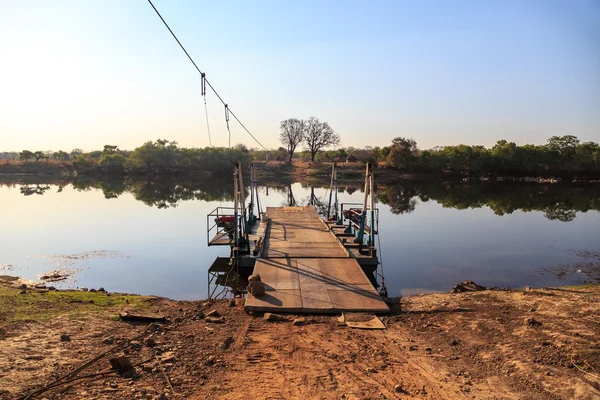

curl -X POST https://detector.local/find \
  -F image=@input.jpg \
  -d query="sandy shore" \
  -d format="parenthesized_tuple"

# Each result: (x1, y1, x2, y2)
(1, 278, 599, 400)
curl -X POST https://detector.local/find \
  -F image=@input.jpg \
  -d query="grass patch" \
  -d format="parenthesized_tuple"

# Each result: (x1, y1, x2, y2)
(0, 287, 149, 325)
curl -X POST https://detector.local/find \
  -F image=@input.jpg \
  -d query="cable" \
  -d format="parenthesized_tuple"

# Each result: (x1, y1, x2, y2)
(201, 73, 212, 146)
(147, 0, 267, 150)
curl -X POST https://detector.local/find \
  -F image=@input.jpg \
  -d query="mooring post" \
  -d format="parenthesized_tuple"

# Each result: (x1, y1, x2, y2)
(233, 165, 239, 250)
(369, 162, 375, 249)
(355, 162, 370, 245)
(249, 163, 255, 224)
(237, 162, 248, 249)
(333, 162, 338, 220)
(327, 163, 335, 219)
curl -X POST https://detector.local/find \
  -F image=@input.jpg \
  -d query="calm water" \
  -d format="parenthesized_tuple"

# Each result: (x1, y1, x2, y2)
(1, 179, 599, 299)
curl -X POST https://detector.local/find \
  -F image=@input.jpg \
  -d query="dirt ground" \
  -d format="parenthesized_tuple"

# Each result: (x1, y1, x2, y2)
(1, 284, 599, 400)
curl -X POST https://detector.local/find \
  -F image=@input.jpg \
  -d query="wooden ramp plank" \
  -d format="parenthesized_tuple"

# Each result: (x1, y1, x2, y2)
(296, 259, 333, 311)
(252, 259, 299, 290)
(328, 287, 389, 313)
(246, 289, 303, 312)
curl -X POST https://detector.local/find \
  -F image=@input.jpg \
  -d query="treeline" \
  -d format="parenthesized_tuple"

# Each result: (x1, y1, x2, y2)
(383, 135, 600, 177)
(5, 140, 254, 176)
(3, 134, 599, 178)
(258, 135, 600, 178)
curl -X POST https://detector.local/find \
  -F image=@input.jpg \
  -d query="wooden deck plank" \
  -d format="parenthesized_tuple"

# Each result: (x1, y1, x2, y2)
(317, 258, 371, 285)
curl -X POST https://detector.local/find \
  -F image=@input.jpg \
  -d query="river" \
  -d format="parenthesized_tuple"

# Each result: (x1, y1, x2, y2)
(1, 178, 599, 299)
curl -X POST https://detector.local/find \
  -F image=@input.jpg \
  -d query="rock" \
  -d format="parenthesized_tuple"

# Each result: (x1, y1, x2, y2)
(19, 283, 27, 289)
(206, 310, 220, 317)
(248, 280, 265, 297)
(130, 341, 142, 351)
(394, 383, 406, 393)
(109, 356, 134, 374)
(409, 345, 418, 351)
(98, 287, 106, 292)
(205, 317, 225, 324)
(109, 382, 118, 389)
(248, 274, 261, 283)
(47, 286, 56, 291)
(122, 370, 138, 379)
(525, 318, 542, 328)
(147, 323, 162, 332)
(19, 289, 27, 295)
(450, 339, 459, 346)
(450, 280, 486, 293)
(60, 334, 71, 342)
(228, 299, 236, 307)
(155, 393, 169, 400)
(425, 347, 432, 353)
(34, 283, 46, 289)
(102, 336, 115, 345)
(89, 289, 97, 293)
(205, 355, 215, 366)
(145, 337, 157, 347)
(525, 286, 532, 291)
(365, 367, 376, 373)
(264, 313, 289, 322)
(221, 336, 234, 350)
(80, 288, 88, 291)
(160, 351, 176, 363)
(292, 318, 306, 326)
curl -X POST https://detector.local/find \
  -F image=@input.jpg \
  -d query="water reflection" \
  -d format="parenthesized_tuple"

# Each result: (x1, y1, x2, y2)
(20, 184, 51, 196)
(377, 182, 600, 221)
(5, 178, 600, 220)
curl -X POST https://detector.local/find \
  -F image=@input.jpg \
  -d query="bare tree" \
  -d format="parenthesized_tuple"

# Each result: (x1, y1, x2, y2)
(304, 117, 340, 161)
(279, 118, 305, 163)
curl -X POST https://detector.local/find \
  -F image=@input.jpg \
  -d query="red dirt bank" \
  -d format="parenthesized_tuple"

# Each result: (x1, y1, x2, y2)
(1, 285, 599, 400)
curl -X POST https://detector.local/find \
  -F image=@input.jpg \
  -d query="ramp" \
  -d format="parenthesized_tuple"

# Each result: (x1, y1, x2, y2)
(244, 206, 389, 314)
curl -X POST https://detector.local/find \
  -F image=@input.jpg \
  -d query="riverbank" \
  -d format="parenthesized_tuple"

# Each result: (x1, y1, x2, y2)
(1, 276, 598, 400)
(3, 159, 599, 185)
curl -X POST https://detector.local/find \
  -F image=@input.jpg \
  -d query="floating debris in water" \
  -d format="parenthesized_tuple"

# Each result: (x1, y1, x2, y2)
(535, 249, 600, 283)
(38, 268, 78, 282)
(26, 250, 129, 285)
(26, 250, 127, 267)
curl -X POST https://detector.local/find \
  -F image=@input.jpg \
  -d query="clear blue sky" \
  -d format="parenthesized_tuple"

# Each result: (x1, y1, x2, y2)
(0, 0, 598, 152)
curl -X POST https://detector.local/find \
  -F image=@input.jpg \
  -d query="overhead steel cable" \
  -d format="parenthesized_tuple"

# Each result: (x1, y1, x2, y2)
(146, 0, 267, 150)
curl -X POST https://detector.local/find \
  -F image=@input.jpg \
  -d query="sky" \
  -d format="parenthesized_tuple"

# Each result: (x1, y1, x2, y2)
(0, 0, 599, 152)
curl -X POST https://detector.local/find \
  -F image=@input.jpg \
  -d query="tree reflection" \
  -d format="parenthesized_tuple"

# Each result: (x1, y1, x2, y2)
(19, 185, 50, 196)
(10, 178, 600, 221)
(377, 185, 418, 214)
(377, 182, 600, 221)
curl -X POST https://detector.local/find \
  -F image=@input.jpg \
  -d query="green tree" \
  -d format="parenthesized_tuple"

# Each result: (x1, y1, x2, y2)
(33, 151, 48, 161)
(387, 137, 417, 170)
(53, 150, 70, 160)
(19, 150, 35, 161)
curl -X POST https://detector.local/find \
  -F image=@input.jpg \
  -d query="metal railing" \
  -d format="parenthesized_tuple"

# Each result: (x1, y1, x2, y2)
(339, 202, 379, 236)
(206, 206, 244, 247)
